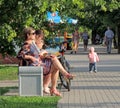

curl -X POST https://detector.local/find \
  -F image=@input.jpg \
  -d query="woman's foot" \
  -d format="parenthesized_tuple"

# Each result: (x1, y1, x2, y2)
(65, 73, 76, 80)
(50, 88, 62, 96)
(43, 87, 50, 94)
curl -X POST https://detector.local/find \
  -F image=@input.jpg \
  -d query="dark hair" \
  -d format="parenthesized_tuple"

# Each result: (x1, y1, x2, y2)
(35, 29, 43, 35)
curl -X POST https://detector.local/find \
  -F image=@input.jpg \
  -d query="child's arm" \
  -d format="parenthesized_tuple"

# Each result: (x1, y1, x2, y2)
(96, 53, 99, 62)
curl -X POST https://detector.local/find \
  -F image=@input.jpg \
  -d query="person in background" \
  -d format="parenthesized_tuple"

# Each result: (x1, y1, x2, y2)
(103, 36, 107, 47)
(95, 33, 100, 44)
(70, 28, 80, 54)
(88, 47, 99, 73)
(104, 26, 114, 54)
(82, 30, 89, 51)
(64, 31, 68, 49)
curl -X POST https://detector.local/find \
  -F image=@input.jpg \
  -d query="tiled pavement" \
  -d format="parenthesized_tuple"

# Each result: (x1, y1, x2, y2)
(57, 44, 120, 108)
(1, 43, 120, 108)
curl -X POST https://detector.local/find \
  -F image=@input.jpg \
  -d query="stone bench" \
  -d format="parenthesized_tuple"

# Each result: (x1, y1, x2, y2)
(19, 66, 43, 96)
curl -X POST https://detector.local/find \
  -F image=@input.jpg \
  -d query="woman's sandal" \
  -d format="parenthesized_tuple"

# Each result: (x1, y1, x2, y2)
(50, 88, 62, 97)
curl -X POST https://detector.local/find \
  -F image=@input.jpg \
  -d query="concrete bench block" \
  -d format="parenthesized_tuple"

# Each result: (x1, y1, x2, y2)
(19, 66, 43, 96)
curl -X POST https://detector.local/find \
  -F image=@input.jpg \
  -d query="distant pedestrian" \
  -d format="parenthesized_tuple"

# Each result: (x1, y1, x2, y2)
(104, 27, 114, 54)
(70, 28, 80, 54)
(103, 36, 107, 47)
(88, 47, 99, 73)
(95, 33, 100, 44)
(82, 30, 89, 51)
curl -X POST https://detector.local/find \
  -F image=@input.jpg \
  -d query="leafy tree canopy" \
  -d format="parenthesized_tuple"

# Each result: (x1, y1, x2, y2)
(0, 0, 120, 55)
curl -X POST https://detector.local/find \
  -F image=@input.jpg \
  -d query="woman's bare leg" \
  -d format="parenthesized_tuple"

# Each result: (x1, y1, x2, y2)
(43, 65, 59, 94)
(50, 65, 61, 96)
(74, 43, 77, 52)
(51, 56, 68, 75)
(76, 42, 79, 51)
(43, 73, 51, 89)
(51, 56, 75, 79)
(50, 66, 59, 89)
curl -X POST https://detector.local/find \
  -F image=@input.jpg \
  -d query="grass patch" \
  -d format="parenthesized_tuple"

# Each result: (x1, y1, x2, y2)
(0, 87, 18, 95)
(0, 66, 61, 108)
(0, 66, 18, 80)
(0, 87, 9, 95)
(0, 96, 60, 108)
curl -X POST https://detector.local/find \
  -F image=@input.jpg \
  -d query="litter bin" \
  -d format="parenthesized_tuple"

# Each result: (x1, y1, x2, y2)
(19, 66, 43, 96)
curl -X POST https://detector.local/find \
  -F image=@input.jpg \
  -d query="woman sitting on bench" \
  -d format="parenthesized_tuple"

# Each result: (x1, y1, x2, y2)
(18, 27, 75, 96)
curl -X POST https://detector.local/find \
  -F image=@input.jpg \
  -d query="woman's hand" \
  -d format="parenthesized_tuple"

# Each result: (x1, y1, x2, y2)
(30, 56, 39, 62)
(39, 50, 49, 58)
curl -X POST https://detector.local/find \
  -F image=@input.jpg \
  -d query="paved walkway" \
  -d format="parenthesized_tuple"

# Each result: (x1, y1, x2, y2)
(57, 44, 120, 108)
(1, 43, 120, 108)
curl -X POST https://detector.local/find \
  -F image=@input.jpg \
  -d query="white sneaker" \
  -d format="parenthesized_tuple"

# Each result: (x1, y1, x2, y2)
(43, 87, 50, 94)
(94, 70, 97, 73)
(89, 71, 93, 73)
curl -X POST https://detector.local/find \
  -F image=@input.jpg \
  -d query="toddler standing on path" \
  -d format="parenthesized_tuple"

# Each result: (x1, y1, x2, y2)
(88, 47, 99, 73)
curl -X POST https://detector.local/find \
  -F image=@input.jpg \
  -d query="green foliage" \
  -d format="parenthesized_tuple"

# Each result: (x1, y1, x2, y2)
(0, 0, 120, 55)
(0, 87, 9, 95)
(0, 87, 18, 95)
(0, 24, 17, 55)
(0, 24, 16, 42)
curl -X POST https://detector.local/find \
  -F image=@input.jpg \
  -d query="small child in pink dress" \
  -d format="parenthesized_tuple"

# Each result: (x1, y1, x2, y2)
(88, 47, 99, 73)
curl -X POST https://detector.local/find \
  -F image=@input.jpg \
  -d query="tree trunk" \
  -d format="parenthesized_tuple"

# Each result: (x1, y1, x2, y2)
(118, 24, 120, 54)
(92, 27, 96, 44)
(113, 27, 117, 49)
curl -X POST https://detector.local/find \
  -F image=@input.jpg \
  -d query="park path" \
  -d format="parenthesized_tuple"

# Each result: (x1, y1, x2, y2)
(57, 43, 120, 108)
(1, 43, 120, 108)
